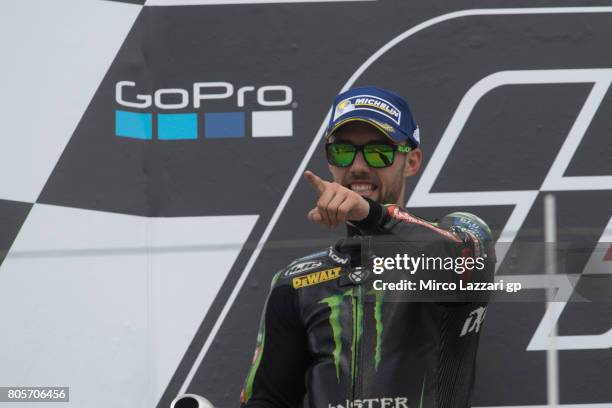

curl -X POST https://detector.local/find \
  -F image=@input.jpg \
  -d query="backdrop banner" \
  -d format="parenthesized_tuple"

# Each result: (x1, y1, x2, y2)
(0, 2, 610, 408)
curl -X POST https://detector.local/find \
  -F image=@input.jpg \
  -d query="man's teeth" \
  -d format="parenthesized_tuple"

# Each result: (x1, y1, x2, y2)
(350, 184, 375, 192)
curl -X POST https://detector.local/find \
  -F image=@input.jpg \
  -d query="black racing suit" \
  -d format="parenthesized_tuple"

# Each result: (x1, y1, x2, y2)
(240, 199, 496, 408)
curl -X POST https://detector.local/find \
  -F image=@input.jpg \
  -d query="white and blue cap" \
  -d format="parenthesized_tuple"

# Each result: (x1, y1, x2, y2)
(324, 86, 420, 148)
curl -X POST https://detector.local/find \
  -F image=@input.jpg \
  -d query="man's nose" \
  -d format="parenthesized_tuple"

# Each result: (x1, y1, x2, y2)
(350, 150, 370, 174)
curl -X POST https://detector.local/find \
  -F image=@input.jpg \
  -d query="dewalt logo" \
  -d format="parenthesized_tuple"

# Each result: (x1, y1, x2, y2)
(292, 267, 341, 289)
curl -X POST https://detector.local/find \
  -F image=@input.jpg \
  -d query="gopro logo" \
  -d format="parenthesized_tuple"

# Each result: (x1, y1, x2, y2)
(114, 81, 294, 140)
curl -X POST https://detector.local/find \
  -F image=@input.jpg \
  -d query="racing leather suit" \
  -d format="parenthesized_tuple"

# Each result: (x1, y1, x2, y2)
(240, 199, 496, 408)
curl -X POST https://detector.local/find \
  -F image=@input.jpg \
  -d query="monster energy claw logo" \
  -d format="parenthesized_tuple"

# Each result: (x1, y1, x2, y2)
(319, 289, 384, 382)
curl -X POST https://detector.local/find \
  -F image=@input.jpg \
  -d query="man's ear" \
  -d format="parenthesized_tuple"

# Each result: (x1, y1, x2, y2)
(403, 148, 422, 177)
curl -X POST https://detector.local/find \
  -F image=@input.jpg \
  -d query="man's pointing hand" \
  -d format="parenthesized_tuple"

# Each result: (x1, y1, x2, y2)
(304, 170, 370, 227)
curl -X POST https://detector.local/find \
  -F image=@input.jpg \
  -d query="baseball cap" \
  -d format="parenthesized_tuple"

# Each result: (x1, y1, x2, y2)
(324, 86, 420, 148)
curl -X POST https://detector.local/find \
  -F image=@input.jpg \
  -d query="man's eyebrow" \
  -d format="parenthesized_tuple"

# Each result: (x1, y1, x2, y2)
(334, 138, 389, 144)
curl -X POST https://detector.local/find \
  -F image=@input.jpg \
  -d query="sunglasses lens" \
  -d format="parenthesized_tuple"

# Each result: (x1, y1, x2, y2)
(364, 144, 395, 168)
(327, 144, 356, 167)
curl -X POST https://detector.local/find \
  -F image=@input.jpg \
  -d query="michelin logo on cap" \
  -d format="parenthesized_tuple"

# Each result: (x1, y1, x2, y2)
(333, 99, 356, 119)
(333, 95, 402, 125)
(326, 86, 420, 148)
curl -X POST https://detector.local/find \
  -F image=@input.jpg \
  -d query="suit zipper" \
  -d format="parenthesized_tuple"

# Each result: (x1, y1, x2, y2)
(351, 284, 363, 400)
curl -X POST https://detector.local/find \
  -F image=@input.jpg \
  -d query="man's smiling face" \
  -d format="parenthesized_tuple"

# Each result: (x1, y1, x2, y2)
(327, 122, 421, 206)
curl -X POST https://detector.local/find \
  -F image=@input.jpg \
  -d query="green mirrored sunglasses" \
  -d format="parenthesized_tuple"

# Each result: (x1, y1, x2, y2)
(325, 142, 412, 169)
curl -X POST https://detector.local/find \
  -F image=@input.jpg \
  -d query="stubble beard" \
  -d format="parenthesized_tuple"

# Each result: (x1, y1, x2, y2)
(378, 175, 405, 205)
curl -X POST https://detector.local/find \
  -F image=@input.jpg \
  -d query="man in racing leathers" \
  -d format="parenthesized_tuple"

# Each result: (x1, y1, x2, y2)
(240, 87, 496, 408)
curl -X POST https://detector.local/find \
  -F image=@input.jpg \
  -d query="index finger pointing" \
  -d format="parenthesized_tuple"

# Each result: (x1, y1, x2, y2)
(304, 170, 328, 195)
